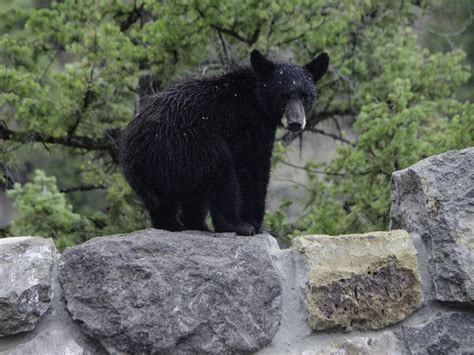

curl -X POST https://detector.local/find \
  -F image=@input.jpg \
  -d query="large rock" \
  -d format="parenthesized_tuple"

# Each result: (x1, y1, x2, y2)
(0, 248, 104, 355)
(293, 230, 423, 331)
(390, 148, 474, 304)
(58, 229, 282, 354)
(403, 312, 474, 354)
(0, 237, 55, 336)
(315, 331, 403, 355)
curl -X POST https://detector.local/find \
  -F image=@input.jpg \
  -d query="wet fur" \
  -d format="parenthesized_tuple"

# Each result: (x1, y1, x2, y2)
(120, 52, 328, 235)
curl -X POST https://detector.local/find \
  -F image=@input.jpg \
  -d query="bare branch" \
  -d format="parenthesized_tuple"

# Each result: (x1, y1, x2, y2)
(216, 29, 234, 65)
(67, 66, 96, 136)
(424, 8, 473, 38)
(117, 2, 146, 32)
(279, 108, 357, 145)
(276, 32, 306, 47)
(280, 160, 345, 176)
(196, 8, 261, 46)
(248, 24, 261, 46)
(209, 24, 248, 43)
(306, 127, 355, 146)
(1, 173, 15, 187)
(60, 184, 108, 193)
(39, 51, 59, 84)
(272, 178, 312, 191)
(209, 23, 261, 46)
(0, 122, 120, 161)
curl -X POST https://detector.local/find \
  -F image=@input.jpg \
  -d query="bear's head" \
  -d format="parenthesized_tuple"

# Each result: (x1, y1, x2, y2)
(250, 49, 329, 132)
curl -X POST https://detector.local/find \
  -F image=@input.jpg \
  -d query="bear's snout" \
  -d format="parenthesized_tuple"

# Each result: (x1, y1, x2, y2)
(283, 98, 306, 132)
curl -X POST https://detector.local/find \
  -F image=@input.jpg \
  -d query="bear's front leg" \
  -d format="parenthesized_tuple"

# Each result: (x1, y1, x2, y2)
(237, 168, 270, 234)
(209, 163, 256, 236)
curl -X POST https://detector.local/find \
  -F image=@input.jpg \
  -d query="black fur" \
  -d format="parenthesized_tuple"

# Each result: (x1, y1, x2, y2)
(120, 50, 329, 235)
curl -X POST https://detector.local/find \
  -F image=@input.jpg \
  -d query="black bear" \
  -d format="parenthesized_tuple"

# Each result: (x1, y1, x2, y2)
(120, 50, 329, 236)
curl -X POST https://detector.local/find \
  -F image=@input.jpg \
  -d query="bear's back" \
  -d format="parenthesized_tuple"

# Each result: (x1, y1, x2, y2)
(135, 68, 261, 135)
(120, 67, 269, 190)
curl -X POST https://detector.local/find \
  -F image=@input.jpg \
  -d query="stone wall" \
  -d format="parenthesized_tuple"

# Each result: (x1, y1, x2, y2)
(0, 148, 473, 354)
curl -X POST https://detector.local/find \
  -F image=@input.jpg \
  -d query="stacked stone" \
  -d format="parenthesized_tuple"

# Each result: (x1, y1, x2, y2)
(390, 147, 474, 354)
(0, 148, 472, 354)
(0, 237, 55, 337)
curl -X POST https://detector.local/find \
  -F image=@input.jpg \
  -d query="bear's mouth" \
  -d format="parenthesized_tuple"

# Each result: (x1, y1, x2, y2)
(282, 99, 306, 132)
(287, 122, 303, 132)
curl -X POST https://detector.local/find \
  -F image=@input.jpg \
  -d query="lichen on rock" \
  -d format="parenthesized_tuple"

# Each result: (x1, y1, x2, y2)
(293, 230, 423, 331)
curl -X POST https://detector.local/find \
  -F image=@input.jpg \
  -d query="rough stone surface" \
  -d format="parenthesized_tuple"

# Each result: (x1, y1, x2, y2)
(257, 248, 314, 354)
(0, 246, 104, 355)
(58, 229, 282, 354)
(403, 312, 474, 355)
(293, 230, 423, 331)
(390, 147, 474, 304)
(314, 331, 403, 355)
(0, 237, 55, 336)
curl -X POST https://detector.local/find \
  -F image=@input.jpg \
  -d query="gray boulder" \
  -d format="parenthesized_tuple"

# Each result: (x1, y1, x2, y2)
(0, 237, 55, 336)
(58, 229, 282, 354)
(390, 147, 474, 304)
(403, 312, 474, 355)
(0, 253, 104, 355)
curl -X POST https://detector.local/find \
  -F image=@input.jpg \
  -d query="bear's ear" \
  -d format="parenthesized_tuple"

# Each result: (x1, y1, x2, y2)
(304, 52, 330, 83)
(250, 49, 275, 78)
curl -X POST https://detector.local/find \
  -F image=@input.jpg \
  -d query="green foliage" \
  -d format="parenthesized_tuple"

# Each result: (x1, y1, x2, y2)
(0, 0, 473, 243)
(292, 49, 472, 235)
(7, 170, 84, 250)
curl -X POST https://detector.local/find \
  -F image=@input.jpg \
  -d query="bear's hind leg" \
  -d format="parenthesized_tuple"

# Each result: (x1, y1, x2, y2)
(181, 196, 210, 232)
(143, 195, 184, 231)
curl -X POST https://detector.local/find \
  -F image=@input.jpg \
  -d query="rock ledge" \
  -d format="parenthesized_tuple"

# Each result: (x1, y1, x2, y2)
(58, 229, 282, 354)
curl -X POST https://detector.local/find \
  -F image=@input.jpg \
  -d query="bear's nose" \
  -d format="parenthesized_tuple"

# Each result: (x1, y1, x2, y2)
(288, 122, 302, 132)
